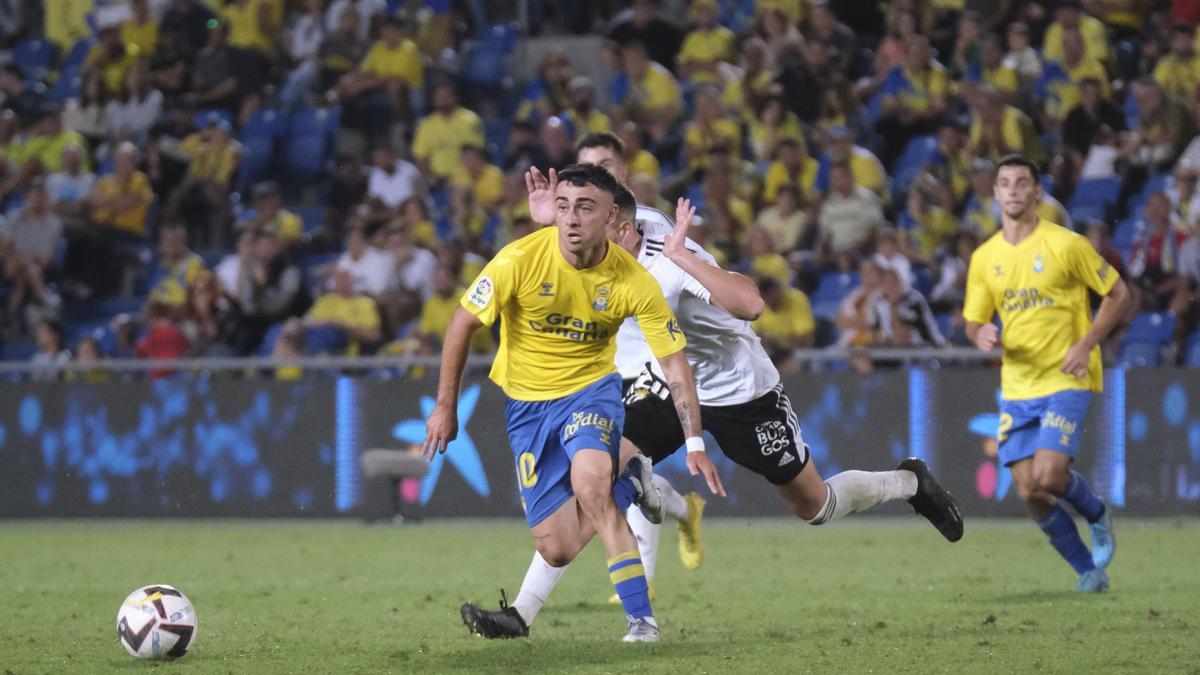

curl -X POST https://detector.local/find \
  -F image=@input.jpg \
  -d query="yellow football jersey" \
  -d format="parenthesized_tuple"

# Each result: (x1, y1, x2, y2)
(963, 219, 1118, 400)
(461, 226, 684, 401)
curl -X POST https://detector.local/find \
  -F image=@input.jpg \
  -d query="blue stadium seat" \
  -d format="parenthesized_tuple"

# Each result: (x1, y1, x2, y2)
(283, 106, 340, 183)
(460, 22, 519, 96)
(1, 341, 37, 362)
(1184, 330, 1200, 367)
(237, 109, 284, 190)
(484, 118, 511, 165)
(61, 37, 95, 72)
(1118, 341, 1162, 367)
(810, 271, 859, 320)
(1112, 216, 1140, 251)
(1126, 172, 1170, 218)
(11, 37, 57, 81)
(1068, 176, 1121, 218)
(297, 205, 327, 233)
(911, 264, 934, 296)
(50, 68, 82, 102)
(1125, 311, 1176, 345)
(891, 135, 939, 202)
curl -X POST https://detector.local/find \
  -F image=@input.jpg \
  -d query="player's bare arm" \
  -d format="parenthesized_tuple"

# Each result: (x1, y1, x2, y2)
(422, 307, 484, 459)
(656, 349, 726, 497)
(663, 198, 765, 321)
(1061, 278, 1130, 379)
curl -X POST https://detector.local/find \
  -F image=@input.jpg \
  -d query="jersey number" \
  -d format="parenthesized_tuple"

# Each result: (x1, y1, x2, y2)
(518, 452, 538, 488)
(997, 413, 1013, 443)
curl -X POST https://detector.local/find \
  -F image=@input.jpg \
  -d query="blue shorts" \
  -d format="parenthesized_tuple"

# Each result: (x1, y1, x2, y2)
(998, 390, 1091, 467)
(505, 374, 625, 527)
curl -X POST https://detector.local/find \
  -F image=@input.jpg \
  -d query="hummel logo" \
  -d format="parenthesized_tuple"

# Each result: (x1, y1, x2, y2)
(778, 452, 795, 467)
(539, 282, 555, 296)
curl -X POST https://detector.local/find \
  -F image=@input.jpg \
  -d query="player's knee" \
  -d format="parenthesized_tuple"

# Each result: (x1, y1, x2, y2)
(535, 540, 576, 568)
(572, 477, 614, 515)
(1014, 480, 1042, 504)
(1033, 468, 1068, 495)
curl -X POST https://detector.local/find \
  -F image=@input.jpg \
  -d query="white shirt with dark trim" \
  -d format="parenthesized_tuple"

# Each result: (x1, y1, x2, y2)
(614, 204, 781, 406)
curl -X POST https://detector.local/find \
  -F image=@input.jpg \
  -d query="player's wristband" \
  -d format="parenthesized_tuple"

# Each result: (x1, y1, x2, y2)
(685, 436, 705, 454)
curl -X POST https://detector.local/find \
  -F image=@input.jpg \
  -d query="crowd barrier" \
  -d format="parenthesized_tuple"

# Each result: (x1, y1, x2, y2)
(1, 352, 1197, 518)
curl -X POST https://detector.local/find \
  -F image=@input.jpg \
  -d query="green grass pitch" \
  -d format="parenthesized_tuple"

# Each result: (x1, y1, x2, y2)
(1, 518, 1198, 674)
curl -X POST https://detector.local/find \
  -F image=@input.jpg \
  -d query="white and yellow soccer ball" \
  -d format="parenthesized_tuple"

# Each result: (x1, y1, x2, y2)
(116, 584, 198, 659)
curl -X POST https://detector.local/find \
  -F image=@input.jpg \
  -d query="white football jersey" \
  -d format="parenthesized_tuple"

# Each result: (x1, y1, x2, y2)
(614, 204, 780, 406)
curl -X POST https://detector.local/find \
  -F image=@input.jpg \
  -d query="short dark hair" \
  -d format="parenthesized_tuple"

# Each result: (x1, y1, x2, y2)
(995, 154, 1041, 183)
(575, 131, 624, 156)
(613, 181, 636, 223)
(556, 163, 623, 202)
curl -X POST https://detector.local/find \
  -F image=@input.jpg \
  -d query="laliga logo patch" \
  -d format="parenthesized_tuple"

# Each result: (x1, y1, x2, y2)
(592, 286, 610, 311)
(468, 276, 493, 308)
(1033, 252, 1044, 273)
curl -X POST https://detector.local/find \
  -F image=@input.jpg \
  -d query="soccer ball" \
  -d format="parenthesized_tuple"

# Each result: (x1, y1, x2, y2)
(115, 584, 199, 659)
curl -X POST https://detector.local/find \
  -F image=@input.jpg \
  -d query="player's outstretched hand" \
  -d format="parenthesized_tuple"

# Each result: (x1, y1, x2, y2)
(974, 323, 1001, 351)
(687, 450, 727, 497)
(421, 404, 458, 460)
(663, 197, 697, 262)
(525, 166, 558, 225)
(1061, 341, 1090, 379)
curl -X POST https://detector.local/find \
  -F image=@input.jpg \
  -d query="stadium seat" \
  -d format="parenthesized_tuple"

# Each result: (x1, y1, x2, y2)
(1118, 312, 1176, 367)
(1112, 216, 1140, 252)
(0, 340, 37, 362)
(810, 271, 859, 320)
(911, 264, 934, 296)
(1118, 341, 1162, 367)
(50, 68, 82, 102)
(11, 37, 57, 81)
(283, 106, 340, 183)
(1067, 176, 1121, 222)
(237, 109, 284, 190)
(890, 135, 939, 203)
(297, 205, 327, 234)
(484, 118, 511, 165)
(61, 37, 95, 72)
(461, 22, 520, 93)
(1184, 330, 1200, 367)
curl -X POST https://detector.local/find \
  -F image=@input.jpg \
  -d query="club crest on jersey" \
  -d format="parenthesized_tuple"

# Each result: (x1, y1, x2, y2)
(1033, 253, 1044, 273)
(592, 286, 610, 311)
(539, 281, 555, 297)
(993, 264, 1004, 277)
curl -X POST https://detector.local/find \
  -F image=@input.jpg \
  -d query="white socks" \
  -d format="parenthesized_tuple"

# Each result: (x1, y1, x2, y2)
(512, 551, 566, 626)
(656, 474, 689, 522)
(807, 470, 918, 525)
(626, 505, 661, 580)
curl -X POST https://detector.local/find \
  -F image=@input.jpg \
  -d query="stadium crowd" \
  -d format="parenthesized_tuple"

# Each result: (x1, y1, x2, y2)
(2, 0, 1200, 377)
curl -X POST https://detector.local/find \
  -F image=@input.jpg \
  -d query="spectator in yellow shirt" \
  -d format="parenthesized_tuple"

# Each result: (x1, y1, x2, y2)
(748, 94, 806, 163)
(235, 181, 304, 245)
(900, 185, 958, 261)
(1036, 28, 1111, 125)
(678, 0, 736, 84)
(753, 275, 815, 372)
(166, 115, 242, 248)
(336, 15, 424, 134)
(762, 138, 819, 204)
(823, 125, 888, 198)
(147, 225, 207, 311)
(682, 85, 741, 171)
(86, 142, 153, 237)
(620, 41, 682, 143)
(1152, 23, 1200, 98)
(84, 25, 140, 97)
(417, 263, 494, 354)
(412, 82, 484, 187)
(1043, 2, 1112, 66)
(452, 144, 504, 215)
(969, 86, 1044, 165)
(303, 266, 383, 354)
(561, 77, 611, 140)
(121, 0, 159, 59)
(617, 120, 661, 180)
(221, 0, 278, 56)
